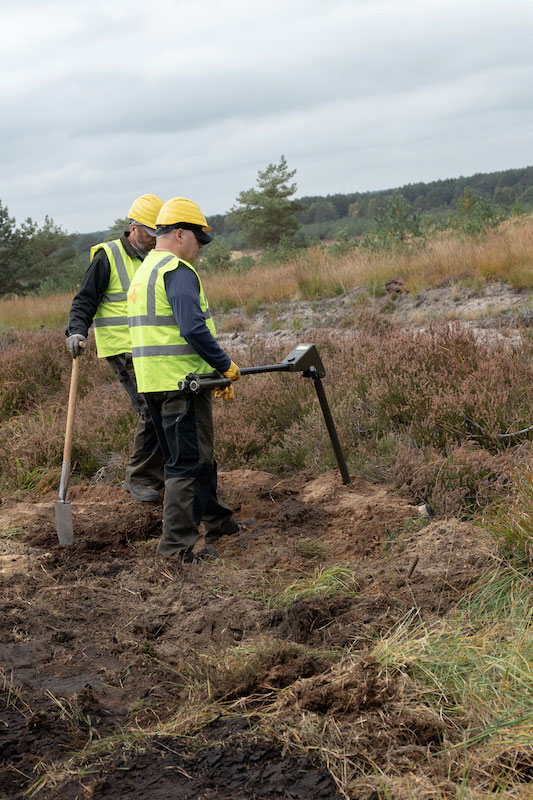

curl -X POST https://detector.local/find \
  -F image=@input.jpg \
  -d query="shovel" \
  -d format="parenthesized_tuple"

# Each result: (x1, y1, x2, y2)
(54, 355, 81, 545)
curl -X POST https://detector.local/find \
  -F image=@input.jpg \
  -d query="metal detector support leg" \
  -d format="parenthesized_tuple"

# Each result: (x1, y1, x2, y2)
(308, 367, 351, 485)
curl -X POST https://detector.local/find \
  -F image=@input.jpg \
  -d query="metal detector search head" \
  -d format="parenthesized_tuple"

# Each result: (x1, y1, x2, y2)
(279, 344, 325, 377)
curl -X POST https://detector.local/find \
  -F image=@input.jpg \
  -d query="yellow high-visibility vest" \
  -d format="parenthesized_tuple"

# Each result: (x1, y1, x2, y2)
(91, 239, 141, 357)
(127, 250, 217, 393)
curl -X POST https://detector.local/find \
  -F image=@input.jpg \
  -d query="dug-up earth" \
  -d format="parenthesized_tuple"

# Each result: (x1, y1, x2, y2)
(0, 467, 496, 800)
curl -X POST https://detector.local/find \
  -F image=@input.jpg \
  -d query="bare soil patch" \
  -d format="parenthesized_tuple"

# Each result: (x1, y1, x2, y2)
(0, 470, 496, 798)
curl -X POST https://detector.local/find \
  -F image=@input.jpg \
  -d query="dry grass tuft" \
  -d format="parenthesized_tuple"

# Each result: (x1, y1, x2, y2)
(204, 216, 533, 312)
(0, 292, 72, 330)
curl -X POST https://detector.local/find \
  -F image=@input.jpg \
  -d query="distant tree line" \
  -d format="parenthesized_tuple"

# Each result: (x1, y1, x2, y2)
(2, 162, 533, 297)
(296, 165, 533, 219)
(207, 163, 533, 250)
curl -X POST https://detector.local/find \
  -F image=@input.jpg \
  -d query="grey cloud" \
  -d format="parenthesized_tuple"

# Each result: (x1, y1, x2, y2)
(2, 0, 533, 230)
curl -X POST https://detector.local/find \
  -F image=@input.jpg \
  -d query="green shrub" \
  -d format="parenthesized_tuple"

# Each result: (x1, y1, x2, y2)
(36, 254, 87, 295)
(452, 188, 506, 236)
(200, 237, 233, 272)
(232, 255, 255, 273)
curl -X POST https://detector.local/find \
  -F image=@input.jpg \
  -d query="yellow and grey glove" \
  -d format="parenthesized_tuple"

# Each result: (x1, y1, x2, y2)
(223, 361, 241, 381)
(214, 384, 235, 401)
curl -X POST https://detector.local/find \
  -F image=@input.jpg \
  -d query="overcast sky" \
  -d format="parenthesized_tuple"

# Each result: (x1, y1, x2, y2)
(2, 0, 533, 232)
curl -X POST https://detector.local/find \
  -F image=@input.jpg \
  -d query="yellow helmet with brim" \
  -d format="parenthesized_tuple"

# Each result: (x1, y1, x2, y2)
(156, 197, 212, 243)
(127, 194, 164, 234)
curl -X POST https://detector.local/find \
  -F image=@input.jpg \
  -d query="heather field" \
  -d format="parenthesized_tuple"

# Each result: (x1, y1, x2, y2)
(0, 224, 532, 799)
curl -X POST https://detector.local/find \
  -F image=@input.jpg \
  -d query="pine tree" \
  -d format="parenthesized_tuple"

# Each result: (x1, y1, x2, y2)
(231, 156, 304, 248)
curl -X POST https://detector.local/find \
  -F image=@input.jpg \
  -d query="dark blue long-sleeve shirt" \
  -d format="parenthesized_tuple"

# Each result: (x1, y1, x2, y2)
(164, 264, 231, 373)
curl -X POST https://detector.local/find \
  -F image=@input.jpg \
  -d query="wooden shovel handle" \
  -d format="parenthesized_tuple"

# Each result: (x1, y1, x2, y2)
(62, 356, 80, 466)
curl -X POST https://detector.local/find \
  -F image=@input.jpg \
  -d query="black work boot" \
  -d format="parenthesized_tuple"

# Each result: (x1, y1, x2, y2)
(122, 481, 161, 502)
(181, 544, 219, 564)
(205, 518, 257, 543)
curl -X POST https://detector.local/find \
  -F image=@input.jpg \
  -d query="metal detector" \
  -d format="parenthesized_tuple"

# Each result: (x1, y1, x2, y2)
(177, 343, 350, 485)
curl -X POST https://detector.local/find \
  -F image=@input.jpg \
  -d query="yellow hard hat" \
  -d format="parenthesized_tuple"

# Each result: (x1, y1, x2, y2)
(127, 194, 164, 230)
(156, 197, 212, 232)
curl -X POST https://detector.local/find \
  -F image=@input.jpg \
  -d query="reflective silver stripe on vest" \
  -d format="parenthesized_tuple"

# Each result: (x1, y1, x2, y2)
(108, 240, 131, 293)
(129, 315, 176, 327)
(144, 255, 212, 324)
(131, 344, 196, 357)
(130, 254, 211, 335)
(128, 311, 210, 327)
(101, 292, 127, 302)
(93, 316, 129, 327)
(147, 254, 175, 320)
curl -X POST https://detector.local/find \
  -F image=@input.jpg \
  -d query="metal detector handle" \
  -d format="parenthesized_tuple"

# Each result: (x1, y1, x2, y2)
(240, 364, 292, 376)
(190, 364, 290, 380)
(177, 372, 232, 392)
(195, 377, 232, 391)
(178, 365, 290, 392)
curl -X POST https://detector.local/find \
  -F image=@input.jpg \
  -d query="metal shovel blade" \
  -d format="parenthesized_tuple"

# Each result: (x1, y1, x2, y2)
(54, 499, 74, 546)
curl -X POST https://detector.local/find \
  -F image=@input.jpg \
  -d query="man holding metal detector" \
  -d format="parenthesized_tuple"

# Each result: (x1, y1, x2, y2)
(127, 197, 243, 562)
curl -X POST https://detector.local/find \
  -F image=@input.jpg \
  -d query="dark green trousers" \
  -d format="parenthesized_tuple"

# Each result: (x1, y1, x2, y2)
(143, 389, 237, 557)
(107, 354, 165, 489)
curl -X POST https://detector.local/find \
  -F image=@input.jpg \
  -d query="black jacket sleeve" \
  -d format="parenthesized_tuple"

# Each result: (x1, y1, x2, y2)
(65, 249, 111, 337)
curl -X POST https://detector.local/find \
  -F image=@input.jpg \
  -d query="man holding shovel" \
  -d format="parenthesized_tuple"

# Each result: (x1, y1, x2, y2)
(127, 197, 243, 562)
(65, 194, 165, 502)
